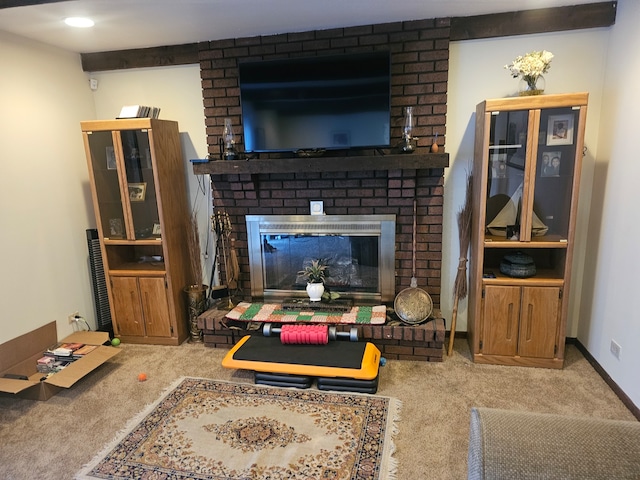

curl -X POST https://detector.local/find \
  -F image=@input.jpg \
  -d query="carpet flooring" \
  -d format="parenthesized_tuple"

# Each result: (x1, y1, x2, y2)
(0, 339, 636, 479)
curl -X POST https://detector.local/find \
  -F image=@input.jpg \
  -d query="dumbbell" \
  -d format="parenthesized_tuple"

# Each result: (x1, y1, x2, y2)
(262, 323, 358, 344)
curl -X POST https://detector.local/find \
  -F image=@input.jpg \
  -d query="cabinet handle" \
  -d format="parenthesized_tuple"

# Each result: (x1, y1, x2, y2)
(130, 291, 139, 324)
(507, 303, 514, 340)
(143, 291, 151, 324)
(525, 303, 533, 341)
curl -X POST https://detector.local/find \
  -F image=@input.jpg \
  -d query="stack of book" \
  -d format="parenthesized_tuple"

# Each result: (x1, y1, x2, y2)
(118, 105, 161, 119)
(43, 342, 98, 362)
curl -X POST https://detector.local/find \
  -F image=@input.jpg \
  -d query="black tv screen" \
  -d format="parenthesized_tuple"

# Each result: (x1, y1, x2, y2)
(239, 51, 391, 153)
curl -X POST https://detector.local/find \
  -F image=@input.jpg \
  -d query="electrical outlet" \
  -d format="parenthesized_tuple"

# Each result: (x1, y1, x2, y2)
(610, 339, 621, 359)
(68, 311, 79, 324)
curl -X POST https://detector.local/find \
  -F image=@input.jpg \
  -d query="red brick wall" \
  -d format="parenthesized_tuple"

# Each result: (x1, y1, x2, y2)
(198, 18, 450, 308)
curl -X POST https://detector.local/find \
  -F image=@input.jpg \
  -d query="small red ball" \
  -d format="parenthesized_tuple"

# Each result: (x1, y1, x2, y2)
(138, 372, 147, 382)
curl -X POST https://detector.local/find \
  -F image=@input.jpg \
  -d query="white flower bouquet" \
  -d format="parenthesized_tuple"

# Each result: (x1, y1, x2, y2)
(505, 50, 554, 78)
(505, 50, 554, 91)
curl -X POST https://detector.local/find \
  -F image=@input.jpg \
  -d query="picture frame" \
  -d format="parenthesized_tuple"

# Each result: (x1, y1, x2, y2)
(109, 218, 124, 237)
(128, 182, 147, 202)
(152, 223, 162, 235)
(106, 146, 117, 170)
(547, 114, 574, 146)
(541, 151, 561, 177)
(490, 153, 507, 178)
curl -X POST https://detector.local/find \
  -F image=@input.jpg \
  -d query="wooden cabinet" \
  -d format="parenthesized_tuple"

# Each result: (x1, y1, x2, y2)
(81, 119, 191, 345)
(468, 93, 588, 368)
(110, 275, 172, 338)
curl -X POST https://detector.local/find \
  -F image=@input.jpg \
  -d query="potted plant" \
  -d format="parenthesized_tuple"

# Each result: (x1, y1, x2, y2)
(298, 259, 327, 301)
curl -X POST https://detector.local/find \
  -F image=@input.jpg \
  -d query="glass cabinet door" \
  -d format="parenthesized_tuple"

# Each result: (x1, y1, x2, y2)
(485, 109, 529, 240)
(87, 131, 126, 239)
(87, 129, 161, 241)
(532, 107, 579, 241)
(119, 130, 161, 240)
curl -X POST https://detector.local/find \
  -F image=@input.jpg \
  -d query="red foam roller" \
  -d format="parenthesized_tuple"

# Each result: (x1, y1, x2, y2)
(280, 324, 329, 344)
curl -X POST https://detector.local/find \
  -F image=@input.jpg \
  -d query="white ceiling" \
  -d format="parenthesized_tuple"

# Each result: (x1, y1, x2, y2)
(0, 0, 602, 54)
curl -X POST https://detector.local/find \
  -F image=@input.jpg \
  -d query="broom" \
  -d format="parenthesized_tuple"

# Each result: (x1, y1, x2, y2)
(448, 172, 473, 356)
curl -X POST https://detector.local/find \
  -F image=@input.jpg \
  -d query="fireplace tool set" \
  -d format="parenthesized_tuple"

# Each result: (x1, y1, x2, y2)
(212, 210, 239, 308)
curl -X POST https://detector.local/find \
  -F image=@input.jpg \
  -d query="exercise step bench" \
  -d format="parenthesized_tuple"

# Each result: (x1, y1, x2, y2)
(222, 334, 382, 393)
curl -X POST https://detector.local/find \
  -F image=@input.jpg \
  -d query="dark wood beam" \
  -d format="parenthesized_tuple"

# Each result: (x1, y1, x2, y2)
(0, 0, 69, 7)
(451, 1, 617, 41)
(81, 43, 200, 72)
(79, 1, 617, 72)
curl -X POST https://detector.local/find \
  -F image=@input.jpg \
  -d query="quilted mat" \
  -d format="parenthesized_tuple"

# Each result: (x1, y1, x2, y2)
(225, 302, 387, 324)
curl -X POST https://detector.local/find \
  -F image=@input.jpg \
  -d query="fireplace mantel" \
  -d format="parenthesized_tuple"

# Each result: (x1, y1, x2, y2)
(193, 152, 448, 175)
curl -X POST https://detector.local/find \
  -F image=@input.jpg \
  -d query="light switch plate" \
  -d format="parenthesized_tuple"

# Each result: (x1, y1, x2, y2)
(310, 201, 324, 215)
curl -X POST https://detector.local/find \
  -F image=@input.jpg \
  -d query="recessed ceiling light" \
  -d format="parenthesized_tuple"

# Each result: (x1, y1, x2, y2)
(64, 17, 95, 28)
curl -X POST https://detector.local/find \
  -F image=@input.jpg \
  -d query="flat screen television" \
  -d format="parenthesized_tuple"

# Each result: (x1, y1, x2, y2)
(238, 51, 391, 153)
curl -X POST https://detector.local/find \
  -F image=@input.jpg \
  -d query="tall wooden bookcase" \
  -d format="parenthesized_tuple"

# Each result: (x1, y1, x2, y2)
(468, 93, 588, 368)
(81, 119, 191, 345)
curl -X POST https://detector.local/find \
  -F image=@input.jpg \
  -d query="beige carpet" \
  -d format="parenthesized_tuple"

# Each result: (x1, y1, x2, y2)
(75, 377, 401, 479)
(0, 339, 636, 480)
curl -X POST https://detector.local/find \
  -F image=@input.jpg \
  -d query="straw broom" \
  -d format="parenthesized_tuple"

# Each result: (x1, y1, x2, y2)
(447, 173, 473, 356)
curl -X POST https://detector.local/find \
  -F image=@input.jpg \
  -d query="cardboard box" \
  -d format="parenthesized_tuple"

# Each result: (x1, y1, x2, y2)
(0, 321, 120, 401)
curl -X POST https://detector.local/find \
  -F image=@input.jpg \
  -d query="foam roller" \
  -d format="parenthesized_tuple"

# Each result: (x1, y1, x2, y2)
(280, 324, 328, 344)
(263, 323, 358, 343)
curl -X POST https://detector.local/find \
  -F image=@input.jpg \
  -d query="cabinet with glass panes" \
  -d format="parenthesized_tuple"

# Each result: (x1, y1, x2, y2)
(468, 93, 588, 368)
(81, 119, 191, 345)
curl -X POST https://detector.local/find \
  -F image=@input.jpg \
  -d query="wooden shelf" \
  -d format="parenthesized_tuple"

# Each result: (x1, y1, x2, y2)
(484, 235, 569, 248)
(193, 152, 449, 175)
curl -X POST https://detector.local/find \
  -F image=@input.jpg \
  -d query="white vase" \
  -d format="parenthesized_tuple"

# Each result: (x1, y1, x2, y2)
(306, 282, 324, 302)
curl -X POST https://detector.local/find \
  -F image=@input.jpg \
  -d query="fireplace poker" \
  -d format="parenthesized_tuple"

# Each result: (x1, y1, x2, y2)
(213, 210, 234, 308)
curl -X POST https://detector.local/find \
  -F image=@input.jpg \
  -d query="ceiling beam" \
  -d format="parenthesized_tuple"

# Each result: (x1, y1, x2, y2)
(450, 1, 617, 41)
(0, 0, 70, 7)
(79, 1, 617, 72)
(81, 43, 200, 72)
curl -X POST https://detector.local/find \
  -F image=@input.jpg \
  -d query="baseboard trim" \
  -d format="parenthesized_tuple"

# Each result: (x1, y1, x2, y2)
(571, 338, 640, 421)
(449, 332, 639, 420)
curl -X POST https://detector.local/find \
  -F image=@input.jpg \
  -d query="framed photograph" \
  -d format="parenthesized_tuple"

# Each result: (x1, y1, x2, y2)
(490, 153, 507, 178)
(128, 182, 147, 202)
(541, 151, 561, 177)
(109, 218, 124, 237)
(106, 146, 117, 170)
(152, 223, 162, 235)
(547, 114, 574, 146)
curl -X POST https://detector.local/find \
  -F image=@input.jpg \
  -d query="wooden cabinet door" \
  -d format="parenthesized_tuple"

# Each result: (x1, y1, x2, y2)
(518, 286, 561, 358)
(111, 276, 145, 336)
(138, 277, 172, 338)
(482, 285, 521, 356)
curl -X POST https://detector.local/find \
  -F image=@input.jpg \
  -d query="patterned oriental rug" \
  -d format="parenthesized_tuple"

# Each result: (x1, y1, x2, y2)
(75, 378, 401, 480)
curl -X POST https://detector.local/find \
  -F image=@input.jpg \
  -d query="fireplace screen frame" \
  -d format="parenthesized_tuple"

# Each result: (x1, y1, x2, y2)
(246, 214, 396, 303)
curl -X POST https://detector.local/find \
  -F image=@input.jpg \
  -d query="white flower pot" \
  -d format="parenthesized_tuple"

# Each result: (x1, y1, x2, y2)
(306, 283, 324, 302)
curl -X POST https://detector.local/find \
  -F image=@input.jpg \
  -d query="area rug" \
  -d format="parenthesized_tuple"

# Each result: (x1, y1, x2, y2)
(75, 377, 401, 480)
(225, 302, 387, 324)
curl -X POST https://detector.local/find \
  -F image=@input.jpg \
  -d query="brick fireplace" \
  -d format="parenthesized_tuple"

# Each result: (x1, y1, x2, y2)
(194, 17, 450, 361)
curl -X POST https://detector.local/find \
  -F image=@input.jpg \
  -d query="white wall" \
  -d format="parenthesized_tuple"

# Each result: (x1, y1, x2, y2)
(445, 28, 608, 339)
(579, 0, 640, 408)
(89, 66, 213, 289)
(0, 31, 97, 343)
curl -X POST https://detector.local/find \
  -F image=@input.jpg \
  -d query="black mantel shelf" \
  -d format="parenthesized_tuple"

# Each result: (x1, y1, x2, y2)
(192, 152, 449, 175)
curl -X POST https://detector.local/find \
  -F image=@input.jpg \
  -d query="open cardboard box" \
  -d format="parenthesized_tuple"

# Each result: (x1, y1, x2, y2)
(0, 321, 120, 401)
